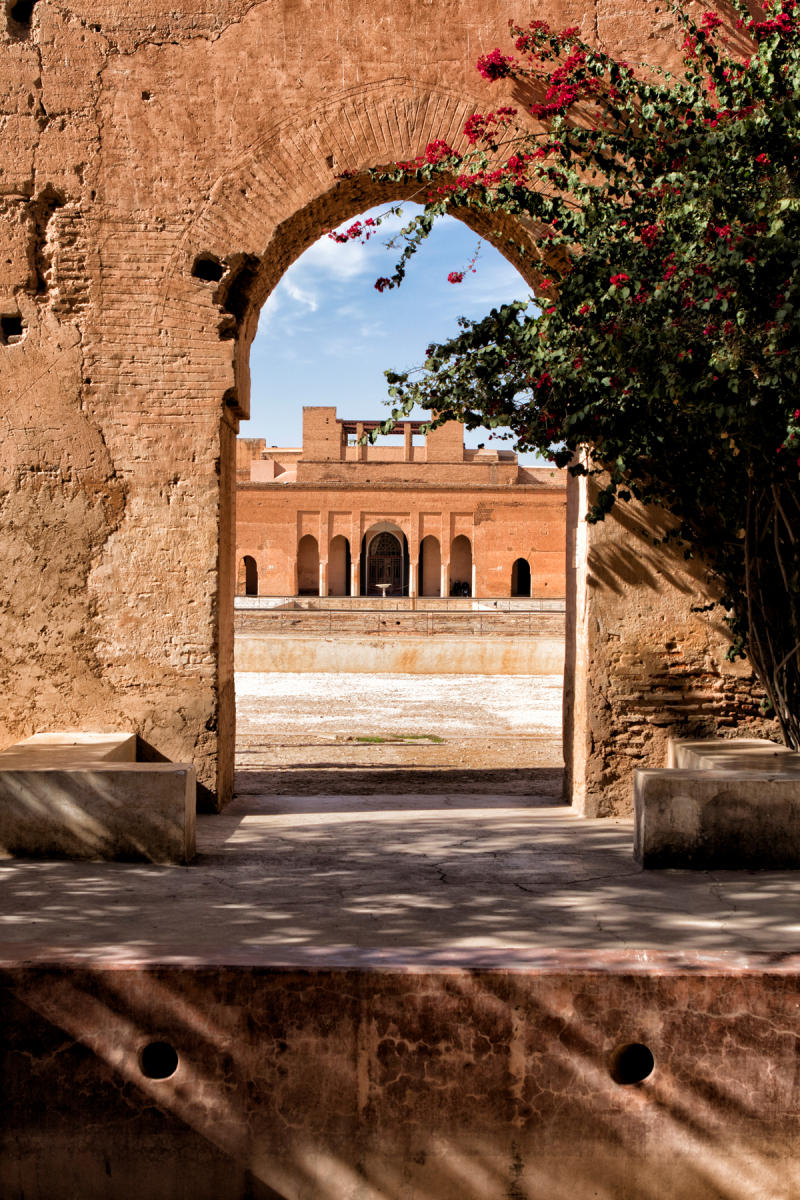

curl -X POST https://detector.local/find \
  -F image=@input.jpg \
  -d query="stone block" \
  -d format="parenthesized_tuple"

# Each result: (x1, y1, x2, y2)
(634, 765, 800, 869)
(0, 730, 137, 766)
(0, 763, 195, 864)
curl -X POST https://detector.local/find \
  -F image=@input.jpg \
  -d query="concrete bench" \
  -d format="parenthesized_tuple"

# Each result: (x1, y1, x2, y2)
(634, 738, 800, 869)
(0, 732, 195, 864)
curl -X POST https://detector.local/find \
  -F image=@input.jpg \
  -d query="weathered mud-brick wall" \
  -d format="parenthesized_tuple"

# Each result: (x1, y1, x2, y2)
(564, 473, 777, 817)
(0, 0, 770, 812)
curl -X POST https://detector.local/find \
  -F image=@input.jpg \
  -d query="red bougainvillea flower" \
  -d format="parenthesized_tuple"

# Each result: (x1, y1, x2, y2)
(476, 48, 515, 80)
(609, 273, 630, 286)
(447, 271, 465, 284)
(700, 11, 724, 33)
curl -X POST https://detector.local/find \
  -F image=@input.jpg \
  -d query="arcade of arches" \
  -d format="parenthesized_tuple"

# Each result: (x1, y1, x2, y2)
(0, 0, 773, 820)
(236, 408, 565, 599)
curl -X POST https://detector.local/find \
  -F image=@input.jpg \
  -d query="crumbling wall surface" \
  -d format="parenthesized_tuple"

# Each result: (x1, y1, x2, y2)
(564, 473, 778, 817)
(0, 0, 739, 809)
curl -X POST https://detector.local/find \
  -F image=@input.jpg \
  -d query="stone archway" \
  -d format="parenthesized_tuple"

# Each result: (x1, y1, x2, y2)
(419, 535, 442, 598)
(0, 1, 773, 815)
(367, 531, 403, 596)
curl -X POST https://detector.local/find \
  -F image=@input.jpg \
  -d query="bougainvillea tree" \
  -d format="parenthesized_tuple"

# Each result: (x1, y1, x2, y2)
(334, 0, 800, 744)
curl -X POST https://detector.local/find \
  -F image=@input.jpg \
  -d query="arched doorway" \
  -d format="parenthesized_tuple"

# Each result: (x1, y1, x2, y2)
(419, 536, 441, 597)
(511, 557, 531, 597)
(243, 555, 258, 596)
(450, 535, 472, 597)
(297, 535, 319, 595)
(162, 87, 566, 808)
(367, 531, 403, 596)
(329, 535, 351, 597)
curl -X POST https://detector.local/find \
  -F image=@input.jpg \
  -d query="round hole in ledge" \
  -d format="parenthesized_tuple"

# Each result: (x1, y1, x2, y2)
(610, 1042, 654, 1085)
(139, 1040, 179, 1080)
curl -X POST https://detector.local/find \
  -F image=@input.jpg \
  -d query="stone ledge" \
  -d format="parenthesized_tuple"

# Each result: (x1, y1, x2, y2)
(635, 737, 800, 868)
(235, 633, 565, 675)
(0, 731, 137, 766)
(668, 736, 800, 773)
(0, 762, 196, 865)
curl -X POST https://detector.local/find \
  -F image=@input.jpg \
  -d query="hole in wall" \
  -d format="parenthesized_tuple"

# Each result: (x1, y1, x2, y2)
(217, 252, 261, 322)
(141, 90, 152, 101)
(139, 1040, 179, 1080)
(610, 1042, 654, 1085)
(192, 253, 225, 283)
(7, 0, 37, 33)
(0, 313, 24, 345)
(218, 314, 237, 340)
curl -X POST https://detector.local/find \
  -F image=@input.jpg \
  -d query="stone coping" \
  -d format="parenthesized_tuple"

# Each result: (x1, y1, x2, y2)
(234, 595, 566, 611)
(0, 731, 137, 767)
(4, 946, 800, 971)
(668, 736, 800, 773)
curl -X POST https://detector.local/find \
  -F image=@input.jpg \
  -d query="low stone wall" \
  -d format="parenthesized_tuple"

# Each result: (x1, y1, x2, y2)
(235, 634, 565, 675)
(3, 958, 800, 1200)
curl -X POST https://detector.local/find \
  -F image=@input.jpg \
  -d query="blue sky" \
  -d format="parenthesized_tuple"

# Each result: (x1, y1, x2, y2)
(243, 202, 541, 459)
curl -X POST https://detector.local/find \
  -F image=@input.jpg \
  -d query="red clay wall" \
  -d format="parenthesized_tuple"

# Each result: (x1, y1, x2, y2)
(4, 959, 800, 1200)
(236, 480, 567, 598)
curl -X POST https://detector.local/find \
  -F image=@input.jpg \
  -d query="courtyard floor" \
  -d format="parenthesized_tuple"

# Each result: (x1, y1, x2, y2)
(2, 671, 800, 963)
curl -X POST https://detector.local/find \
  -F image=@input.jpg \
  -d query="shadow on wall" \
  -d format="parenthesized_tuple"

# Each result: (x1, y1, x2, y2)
(3, 941, 800, 1199)
(585, 501, 698, 597)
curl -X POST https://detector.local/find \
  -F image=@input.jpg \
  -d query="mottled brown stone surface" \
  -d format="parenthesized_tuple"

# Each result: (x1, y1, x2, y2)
(3, 959, 800, 1199)
(0, 0, 773, 813)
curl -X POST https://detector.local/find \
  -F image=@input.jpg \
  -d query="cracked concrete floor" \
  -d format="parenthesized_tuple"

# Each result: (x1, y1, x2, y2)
(2, 672, 800, 964)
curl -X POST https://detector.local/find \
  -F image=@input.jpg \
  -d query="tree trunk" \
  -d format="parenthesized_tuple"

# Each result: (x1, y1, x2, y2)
(743, 481, 800, 749)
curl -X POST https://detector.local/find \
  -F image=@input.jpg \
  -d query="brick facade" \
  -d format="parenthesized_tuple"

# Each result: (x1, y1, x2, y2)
(236, 408, 566, 599)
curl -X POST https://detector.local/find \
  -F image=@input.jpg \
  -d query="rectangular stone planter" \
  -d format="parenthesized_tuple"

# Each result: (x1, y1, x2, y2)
(0, 734, 195, 864)
(635, 738, 800, 869)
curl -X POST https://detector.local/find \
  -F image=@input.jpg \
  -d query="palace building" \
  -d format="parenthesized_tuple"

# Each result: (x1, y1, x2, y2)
(236, 406, 567, 599)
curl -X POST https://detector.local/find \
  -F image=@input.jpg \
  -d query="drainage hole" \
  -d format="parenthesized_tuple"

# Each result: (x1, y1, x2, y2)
(610, 1042, 654, 1085)
(139, 1040, 179, 1080)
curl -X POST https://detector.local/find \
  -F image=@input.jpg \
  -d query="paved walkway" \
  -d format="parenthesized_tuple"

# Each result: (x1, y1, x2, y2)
(1, 674, 799, 964)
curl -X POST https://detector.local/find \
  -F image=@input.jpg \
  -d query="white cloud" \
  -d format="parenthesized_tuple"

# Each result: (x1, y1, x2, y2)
(284, 279, 319, 312)
(298, 233, 371, 281)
